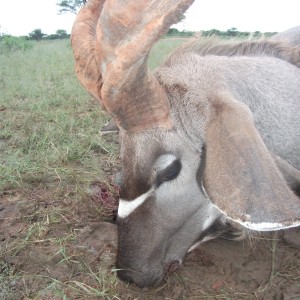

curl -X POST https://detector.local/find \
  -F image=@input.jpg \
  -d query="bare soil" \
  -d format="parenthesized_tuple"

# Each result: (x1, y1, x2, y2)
(1, 187, 300, 300)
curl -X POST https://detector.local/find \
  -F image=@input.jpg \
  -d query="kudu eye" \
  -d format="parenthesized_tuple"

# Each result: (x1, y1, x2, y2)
(156, 160, 182, 187)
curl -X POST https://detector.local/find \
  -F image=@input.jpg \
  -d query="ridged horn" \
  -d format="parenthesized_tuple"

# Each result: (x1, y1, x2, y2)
(71, 0, 194, 131)
(71, 0, 105, 106)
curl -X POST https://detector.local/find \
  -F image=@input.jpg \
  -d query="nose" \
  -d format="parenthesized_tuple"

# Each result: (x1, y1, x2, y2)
(116, 264, 163, 288)
(117, 269, 133, 284)
(117, 268, 154, 288)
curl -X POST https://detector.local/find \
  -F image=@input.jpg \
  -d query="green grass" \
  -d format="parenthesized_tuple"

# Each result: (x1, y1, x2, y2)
(149, 37, 187, 69)
(0, 40, 113, 192)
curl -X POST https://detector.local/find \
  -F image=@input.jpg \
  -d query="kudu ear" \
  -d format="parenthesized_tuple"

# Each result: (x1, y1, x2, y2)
(203, 93, 300, 231)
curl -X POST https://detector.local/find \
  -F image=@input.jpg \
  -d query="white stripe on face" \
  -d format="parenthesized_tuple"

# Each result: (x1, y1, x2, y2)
(117, 154, 177, 219)
(118, 188, 153, 218)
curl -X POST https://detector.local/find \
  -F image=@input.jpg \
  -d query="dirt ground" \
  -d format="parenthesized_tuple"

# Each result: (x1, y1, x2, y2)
(1, 186, 300, 300)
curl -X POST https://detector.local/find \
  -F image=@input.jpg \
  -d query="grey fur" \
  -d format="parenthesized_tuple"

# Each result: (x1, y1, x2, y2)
(116, 33, 300, 287)
(157, 52, 300, 168)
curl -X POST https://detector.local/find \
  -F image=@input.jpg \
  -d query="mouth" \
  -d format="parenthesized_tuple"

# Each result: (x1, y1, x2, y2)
(164, 259, 182, 275)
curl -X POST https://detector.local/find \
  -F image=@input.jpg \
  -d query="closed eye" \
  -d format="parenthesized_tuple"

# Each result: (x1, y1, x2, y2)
(156, 160, 181, 187)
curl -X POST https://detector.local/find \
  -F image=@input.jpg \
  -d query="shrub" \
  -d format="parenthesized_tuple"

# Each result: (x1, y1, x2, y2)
(0, 36, 33, 54)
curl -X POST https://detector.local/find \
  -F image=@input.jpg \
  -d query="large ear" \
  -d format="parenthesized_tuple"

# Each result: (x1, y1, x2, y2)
(203, 92, 300, 231)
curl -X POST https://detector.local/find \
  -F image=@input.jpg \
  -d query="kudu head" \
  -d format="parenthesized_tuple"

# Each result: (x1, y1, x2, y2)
(72, 0, 300, 288)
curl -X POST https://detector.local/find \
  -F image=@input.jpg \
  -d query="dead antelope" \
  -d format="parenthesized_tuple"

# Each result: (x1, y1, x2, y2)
(71, 0, 300, 288)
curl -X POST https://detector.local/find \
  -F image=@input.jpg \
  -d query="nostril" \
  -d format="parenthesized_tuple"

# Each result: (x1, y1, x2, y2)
(117, 268, 133, 284)
(117, 264, 164, 288)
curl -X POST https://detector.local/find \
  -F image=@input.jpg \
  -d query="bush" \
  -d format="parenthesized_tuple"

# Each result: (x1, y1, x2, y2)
(0, 36, 33, 54)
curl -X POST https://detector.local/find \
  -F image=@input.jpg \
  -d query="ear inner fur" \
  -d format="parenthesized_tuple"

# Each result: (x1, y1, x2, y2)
(203, 92, 300, 230)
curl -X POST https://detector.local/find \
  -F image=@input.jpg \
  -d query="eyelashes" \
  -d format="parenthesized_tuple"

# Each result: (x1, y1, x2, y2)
(156, 159, 182, 187)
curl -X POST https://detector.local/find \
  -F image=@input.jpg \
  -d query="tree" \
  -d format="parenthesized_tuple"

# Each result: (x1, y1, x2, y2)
(28, 29, 45, 41)
(227, 27, 238, 37)
(57, 0, 86, 14)
(167, 28, 180, 36)
(204, 29, 221, 36)
(253, 30, 262, 38)
(56, 29, 68, 39)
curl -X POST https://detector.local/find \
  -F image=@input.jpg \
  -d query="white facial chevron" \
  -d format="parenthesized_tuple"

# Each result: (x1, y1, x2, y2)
(118, 154, 178, 219)
(118, 188, 153, 218)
